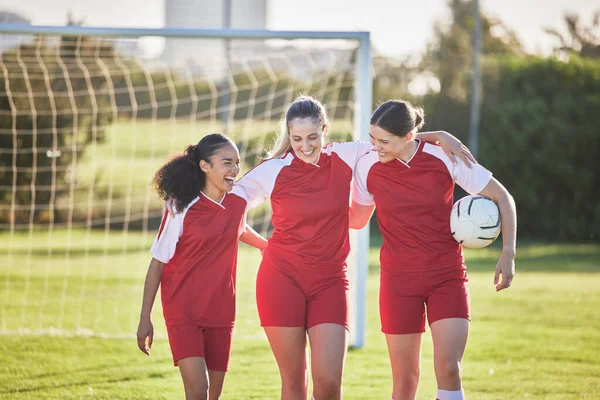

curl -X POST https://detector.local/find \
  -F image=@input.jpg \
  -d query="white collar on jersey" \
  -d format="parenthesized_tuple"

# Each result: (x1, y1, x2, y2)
(199, 191, 226, 209)
(290, 149, 321, 168)
(395, 139, 421, 167)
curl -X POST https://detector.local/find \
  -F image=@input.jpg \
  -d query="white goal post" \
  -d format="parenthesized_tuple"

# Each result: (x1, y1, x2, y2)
(0, 23, 372, 347)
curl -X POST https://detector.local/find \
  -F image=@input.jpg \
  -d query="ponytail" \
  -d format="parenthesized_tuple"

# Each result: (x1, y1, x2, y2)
(184, 143, 207, 192)
(153, 133, 233, 212)
(413, 106, 425, 131)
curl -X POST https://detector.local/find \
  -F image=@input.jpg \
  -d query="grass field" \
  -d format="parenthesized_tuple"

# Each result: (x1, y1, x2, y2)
(1, 230, 599, 399)
(1, 118, 599, 398)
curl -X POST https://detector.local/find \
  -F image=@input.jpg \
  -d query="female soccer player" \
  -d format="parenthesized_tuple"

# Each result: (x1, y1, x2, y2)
(350, 100, 517, 400)
(136, 133, 266, 400)
(228, 96, 474, 400)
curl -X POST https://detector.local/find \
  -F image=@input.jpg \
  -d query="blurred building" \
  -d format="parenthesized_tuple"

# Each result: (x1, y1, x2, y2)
(162, 0, 268, 77)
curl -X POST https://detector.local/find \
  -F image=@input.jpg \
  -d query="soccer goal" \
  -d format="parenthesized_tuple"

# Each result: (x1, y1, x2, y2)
(0, 24, 372, 347)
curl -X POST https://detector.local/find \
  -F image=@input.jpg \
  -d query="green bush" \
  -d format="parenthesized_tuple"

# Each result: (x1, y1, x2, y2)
(479, 55, 599, 241)
(422, 55, 600, 242)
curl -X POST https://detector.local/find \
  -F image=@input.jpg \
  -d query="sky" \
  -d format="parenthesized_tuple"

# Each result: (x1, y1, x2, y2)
(0, 0, 598, 57)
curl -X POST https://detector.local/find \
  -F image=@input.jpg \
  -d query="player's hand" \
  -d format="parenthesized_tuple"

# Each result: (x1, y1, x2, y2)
(494, 250, 515, 291)
(136, 317, 154, 355)
(164, 197, 177, 218)
(436, 131, 477, 167)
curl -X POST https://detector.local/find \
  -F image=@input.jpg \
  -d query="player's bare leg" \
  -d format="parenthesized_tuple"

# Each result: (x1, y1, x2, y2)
(385, 333, 422, 400)
(207, 370, 226, 400)
(307, 323, 348, 399)
(264, 326, 309, 400)
(178, 356, 210, 400)
(430, 318, 469, 399)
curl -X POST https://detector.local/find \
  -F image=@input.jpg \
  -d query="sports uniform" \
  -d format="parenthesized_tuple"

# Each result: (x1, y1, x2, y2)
(352, 140, 492, 334)
(150, 192, 247, 369)
(232, 142, 372, 330)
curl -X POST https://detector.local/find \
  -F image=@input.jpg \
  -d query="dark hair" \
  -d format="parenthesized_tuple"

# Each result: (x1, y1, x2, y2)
(370, 100, 425, 137)
(153, 133, 234, 212)
(268, 95, 329, 158)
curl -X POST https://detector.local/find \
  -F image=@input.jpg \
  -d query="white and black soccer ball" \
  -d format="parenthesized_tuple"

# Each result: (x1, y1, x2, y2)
(450, 195, 501, 249)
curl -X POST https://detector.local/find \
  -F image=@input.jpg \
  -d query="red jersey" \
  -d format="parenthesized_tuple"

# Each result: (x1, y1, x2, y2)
(232, 141, 372, 271)
(352, 140, 492, 276)
(150, 192, 247, 327)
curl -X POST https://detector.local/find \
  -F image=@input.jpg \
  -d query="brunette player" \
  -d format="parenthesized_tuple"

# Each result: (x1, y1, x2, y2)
(136, 134, 266, 400)
(350, 100, 517, 400)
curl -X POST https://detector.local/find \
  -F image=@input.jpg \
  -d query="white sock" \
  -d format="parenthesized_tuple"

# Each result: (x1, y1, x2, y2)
(437, 388, 464, 400)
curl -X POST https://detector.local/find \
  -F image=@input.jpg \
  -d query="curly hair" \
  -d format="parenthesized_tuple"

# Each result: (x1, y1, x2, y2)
(153, 133, 234, 212)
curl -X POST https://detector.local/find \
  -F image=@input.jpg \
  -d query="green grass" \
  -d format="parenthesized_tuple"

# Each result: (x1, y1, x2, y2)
(1, 231, 599, 399)
(2, 116, 598, 398)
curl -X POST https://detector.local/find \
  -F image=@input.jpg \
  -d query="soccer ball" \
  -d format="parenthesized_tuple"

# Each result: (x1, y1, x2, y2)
(450, 195, 501, 249)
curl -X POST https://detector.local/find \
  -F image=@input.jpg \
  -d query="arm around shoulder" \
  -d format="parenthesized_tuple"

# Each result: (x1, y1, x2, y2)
(417, 130, 476, 167)
(239, 224, 268, 252)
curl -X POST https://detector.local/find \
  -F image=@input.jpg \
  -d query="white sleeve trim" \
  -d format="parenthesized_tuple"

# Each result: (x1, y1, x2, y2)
(326, 141, 373, 172)
(352, 151, 378, 206)
(149, 197, 199, 263)
(422, 143, 493, 195)
(231, 154, 293, 212)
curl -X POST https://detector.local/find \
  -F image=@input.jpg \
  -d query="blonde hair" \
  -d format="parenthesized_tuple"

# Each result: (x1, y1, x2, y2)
(268, 95, 330, 158)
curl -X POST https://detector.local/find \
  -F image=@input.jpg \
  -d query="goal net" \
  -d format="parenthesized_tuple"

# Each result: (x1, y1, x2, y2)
(0, 26, 371, 346)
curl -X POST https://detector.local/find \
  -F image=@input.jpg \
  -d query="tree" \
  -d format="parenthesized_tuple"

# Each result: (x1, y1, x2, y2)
(545, 11, 600, 59)
(421, 0, 524, 101)
(372, 54, 422, 107)
(417, 0, 525, 147)
(478, 55, 600, 241)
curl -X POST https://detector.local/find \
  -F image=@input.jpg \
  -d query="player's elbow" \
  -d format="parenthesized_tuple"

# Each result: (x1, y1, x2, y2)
(149, 258, 166, 273)
(349, 202, 374, 230)
(496, 186, 515, 211)
(481, 179, 514, 209)
(349, 213, 370, 230)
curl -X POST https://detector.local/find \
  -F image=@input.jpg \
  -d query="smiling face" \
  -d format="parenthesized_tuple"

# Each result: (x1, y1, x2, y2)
(199, 142, 241, 193)
(288, 118, 327, 164)
(369, 124, 415, 163)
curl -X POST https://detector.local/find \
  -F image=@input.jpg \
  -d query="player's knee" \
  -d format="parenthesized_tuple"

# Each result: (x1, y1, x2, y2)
(392, 368, 419, 397)
(282, 382, 308, 397)
(208, 384, 223, 400)
(312, 374, 342, 399)
(435, 358, 462, 384)
(184, 380, 209, 400)
(281, 374, 308, 396)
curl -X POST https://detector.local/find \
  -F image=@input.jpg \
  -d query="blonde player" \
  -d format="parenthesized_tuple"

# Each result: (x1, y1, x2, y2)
(229, 96, 474, 400)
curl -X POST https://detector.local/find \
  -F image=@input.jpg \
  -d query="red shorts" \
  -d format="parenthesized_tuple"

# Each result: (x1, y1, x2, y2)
(256, 254, 349, 330)
(166, 325, 233, 371)
(380, 268, 470, 334)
